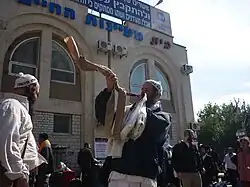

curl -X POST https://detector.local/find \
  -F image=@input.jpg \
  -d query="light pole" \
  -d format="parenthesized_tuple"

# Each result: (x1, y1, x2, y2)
(154, 0, 163, 7)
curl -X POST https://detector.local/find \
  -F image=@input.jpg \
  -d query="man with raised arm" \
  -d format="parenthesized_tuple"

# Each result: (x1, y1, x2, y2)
(95, 70, 171, 187)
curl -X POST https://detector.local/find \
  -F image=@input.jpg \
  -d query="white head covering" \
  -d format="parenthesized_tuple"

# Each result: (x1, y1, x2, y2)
(145, 79, 163, 96)
(14, 72, 39, 89)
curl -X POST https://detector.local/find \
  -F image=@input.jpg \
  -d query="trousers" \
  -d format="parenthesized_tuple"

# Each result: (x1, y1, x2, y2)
(0, 165, 13, 187)
(108, 171, 157, 187)
(178, 172, 202, 187)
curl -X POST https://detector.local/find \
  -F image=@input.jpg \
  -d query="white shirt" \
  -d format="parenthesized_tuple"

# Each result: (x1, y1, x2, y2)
(0, 93, 46, 180)
(223, 153, 237, 170)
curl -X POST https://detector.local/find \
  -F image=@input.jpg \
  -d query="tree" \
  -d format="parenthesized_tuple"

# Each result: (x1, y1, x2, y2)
(197, 99, 250, 154)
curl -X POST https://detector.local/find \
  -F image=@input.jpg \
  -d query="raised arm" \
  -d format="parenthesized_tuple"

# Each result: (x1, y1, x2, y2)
(95, 69, 118, 125)
(95, 88, 113, 125)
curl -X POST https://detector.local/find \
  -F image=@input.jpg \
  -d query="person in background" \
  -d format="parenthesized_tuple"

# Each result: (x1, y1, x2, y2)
(0, 72, 46, 187)
(223, 147, 237, 187)
(172, 129, 203, 187)
(35, 133, 54, 187)
(236, 139, 243, 153)
(209, 147, 219, 166)
(237, 137, 250, 187)
(200, 145, 217, 187)
(208, 147, 219, 181)
(78, 143, 97, 187)
(95, 70, 171, 187)
(164, 145, 180, 187)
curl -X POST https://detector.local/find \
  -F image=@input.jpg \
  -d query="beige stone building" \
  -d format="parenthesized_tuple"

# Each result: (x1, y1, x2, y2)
(0, 0, 194, 169)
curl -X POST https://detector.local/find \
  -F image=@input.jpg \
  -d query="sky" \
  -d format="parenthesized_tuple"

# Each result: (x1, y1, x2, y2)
(143, 0, 250, 117)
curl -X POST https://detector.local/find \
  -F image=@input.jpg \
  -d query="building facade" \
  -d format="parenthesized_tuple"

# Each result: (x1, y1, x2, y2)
(0, 0, 194, 169)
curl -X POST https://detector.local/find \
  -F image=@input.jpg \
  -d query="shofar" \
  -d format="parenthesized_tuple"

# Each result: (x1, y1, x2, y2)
(64, 36, 125, 140)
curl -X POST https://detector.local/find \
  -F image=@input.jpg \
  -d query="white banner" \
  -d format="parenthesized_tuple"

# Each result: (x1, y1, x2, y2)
(94, 138, 108, 159)
(150, 7, 172, 36)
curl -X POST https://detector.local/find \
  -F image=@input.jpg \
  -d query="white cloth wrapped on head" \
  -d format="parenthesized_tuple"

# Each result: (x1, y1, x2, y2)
(14, 72, 40, 89)
(145, 79, 163, 97)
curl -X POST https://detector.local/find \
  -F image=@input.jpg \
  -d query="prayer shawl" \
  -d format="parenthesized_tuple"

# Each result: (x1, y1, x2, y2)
(106, 96, 164, 158)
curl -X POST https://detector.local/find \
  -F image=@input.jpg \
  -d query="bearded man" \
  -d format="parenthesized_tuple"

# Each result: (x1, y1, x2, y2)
(95, 71, 171, 187)
(0, 72, 46, 187)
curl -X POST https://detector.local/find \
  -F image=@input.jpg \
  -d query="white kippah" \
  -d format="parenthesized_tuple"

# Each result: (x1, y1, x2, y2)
(145, 79, 163, 96)
(14, 72, 39, 88)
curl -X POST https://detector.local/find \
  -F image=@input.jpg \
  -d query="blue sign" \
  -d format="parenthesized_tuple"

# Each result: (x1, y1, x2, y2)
(85, 14, 143, 41)
(72, 0, 151, 28)
(18, 0, 76, 20)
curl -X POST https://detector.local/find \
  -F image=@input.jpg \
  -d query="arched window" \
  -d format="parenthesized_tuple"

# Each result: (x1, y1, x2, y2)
(155, 64, 175, 113)
(9, 37, 40, 76)
(51, 40, 76, 84)
(155, 66, 171, 100)
(129, 60, 174, 113)
(129, 60, 148, 94)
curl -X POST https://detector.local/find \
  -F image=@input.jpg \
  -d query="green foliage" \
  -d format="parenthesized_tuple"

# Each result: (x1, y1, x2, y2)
(197, 99, 250, 151)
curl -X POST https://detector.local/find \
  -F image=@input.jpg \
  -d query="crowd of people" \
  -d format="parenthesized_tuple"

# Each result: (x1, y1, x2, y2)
(1, 70, 250, 187)
(77, 131, 250, 187)
(156, 133, 250, 187)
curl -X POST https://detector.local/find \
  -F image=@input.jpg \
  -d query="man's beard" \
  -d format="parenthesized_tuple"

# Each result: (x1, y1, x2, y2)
(146, 99, 154, 107)
(24, 87, 36, 118)
(145, 93, 158, 107)
(28, 97, 35, 118)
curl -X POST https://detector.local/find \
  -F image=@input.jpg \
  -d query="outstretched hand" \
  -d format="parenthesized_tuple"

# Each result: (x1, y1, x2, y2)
(106, 71, 117, 92)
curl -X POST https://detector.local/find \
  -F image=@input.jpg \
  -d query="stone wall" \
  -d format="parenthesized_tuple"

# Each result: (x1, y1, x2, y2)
(33, 111, 81, 172)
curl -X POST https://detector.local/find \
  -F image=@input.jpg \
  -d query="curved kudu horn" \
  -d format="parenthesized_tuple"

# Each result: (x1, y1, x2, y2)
(64, 37, 135, 93)
(64, 36, 133, 140)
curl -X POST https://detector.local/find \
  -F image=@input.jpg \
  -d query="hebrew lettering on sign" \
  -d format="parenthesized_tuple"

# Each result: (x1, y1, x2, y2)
(18, 0, 76, 20)
(85, 14, 143, 41)
(72, 0, 151, 28)
(150, 36, 171, 49)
